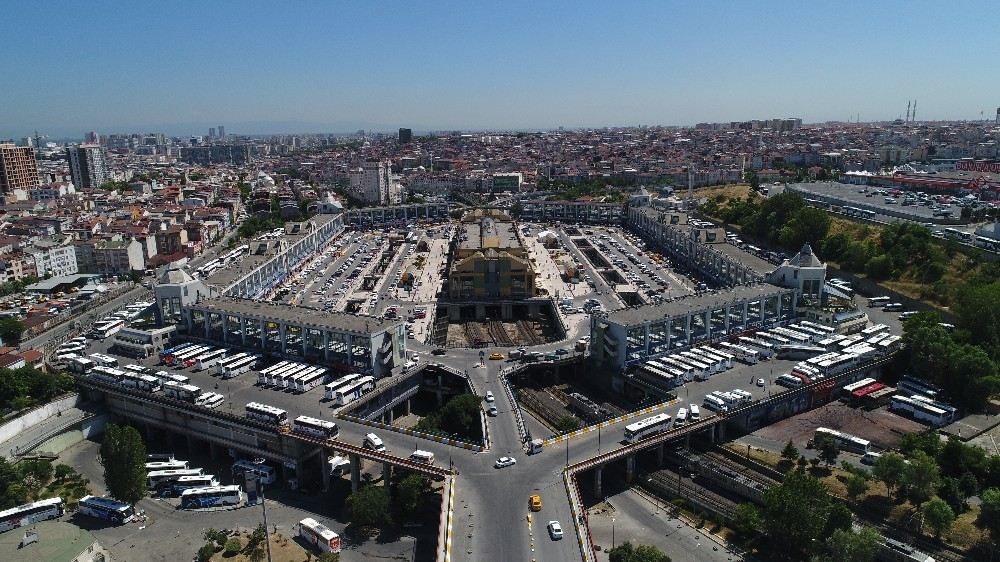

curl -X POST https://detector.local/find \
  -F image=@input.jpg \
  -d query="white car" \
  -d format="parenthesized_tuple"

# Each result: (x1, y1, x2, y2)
(484, 391, 495, 403)
(756, 378, 765, 387)
(494, 456, 516, 469)
(547, 521, 563, 540)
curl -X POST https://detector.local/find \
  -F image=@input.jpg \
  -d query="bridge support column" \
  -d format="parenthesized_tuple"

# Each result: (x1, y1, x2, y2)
(185, 434, 195, 454)
(350, 454, 361, 493)
(382, 463, 393, 500)
(386, 407, 394, 425)
(656, 444, 665, 467)
(145, 424, 155, 442)
(718, 420, 726, 442)
(405, 399, 411, 416)
(321, 453, 331, 492)
(684, 433, 690, 449)
(625, 454, 636, 484)
(594, 465, 603, 498)
(209, 441, 220, 461)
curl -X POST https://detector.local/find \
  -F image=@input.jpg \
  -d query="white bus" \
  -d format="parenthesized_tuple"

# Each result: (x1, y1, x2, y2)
(91, 319, 126, 339)
(184, 347, 220, 369)
(231, 460, 276, 485)
(674, 408, 689, 427)
(68, 357, 96, 375)
(623, 413, 672, 443)
(152, 370, 190, 385)
(292, 416, 339, 440)
(703, 395, 728, 412)
(195, 392, 225, 409)
(148, 468, 204, 489)
(258, 361, 291, 386)
(0, 497, 64, 533)
(333, 376, 375, 406)
(216, 353, 250, 374)
(867, 296, 891, 308)
(88, 353, 120, 368)
(168, 345, 209, 367)
(180, 485, 242, 509)
(299, 517, 342, 554)
(90, 366, 127, 385)
(164, 475, 219, 497)
(78, 495, 136, 524)
(324, 374, 363, 400)
(222, 355, 259, 378)
(269, 363, 302, 387)
(278, 364, 310, 389)
(145, 460, 189, 471)
(163, 381, 202, 403)
(195, 348, 229, 371)
(122, 364, 151, 376)
(122, 372, 162, 393)
(245, 402, 289, 426)
(294, 367, 328, 393)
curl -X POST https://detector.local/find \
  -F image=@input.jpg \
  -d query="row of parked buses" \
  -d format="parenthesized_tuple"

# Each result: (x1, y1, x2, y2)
(72, 357, 225, 409)
(256, 360, 330, 393)
(244, 401, 341, 441)
(0, 495, 141, 534)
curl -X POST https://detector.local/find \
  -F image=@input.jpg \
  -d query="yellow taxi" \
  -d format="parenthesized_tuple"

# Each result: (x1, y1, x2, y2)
(529, 494, 542, 511)
(489, 352, 504, 360)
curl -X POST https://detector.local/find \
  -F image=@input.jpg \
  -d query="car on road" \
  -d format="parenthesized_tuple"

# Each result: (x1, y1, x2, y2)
(547, 520, 563, 539)
(555, 348, 569, 355)
(494, 456, 516, 469)
(487, 404, 498, 416)
(756, 378, 765, 387)
(489, 352, 504, 360)
(529, 495, 542, 511)
(431, 348, 447, 355)
(484, 391, 495, 403)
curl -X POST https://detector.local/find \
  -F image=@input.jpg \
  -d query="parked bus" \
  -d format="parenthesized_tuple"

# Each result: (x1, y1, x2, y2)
(623, 413, 672, 444)
(145, 460, 189, 471)
(163, 381, 202, 403)
(122, 364, 152, 376)
(245, 402, 289, 426)
(160, 342, 196, 364)
(324, 374, 362, 400)
(180, 485, 242, 509)
(78, 496, 136, 524)
(867, 296, 891, 308)
(147, 468, 204, 489)
(185, 347, 220, 369)
(0, 497, 65, 533)
(215, 352, 249, 373)
(332, 376, 375, 406)
(292, 416, 339, 440)
(194, 348, 228, 371)
(797, 320, 835, 335)
(90, 366, 127, 386)
(222, 355, 259, 379)
(814, 427, 870, 454)
(231, 460, 276, 485)
(299, 517, 342, 554)
(891, 395, 955, 427)
(88, 353, 120, 368)
(294, 367, 328, 393)
(163, 475, 219, 497)
(91, 319, 125, 339)
(276, 364, 310, 389)
(68, 357, 96, 375)
(195, 392, 225, 409)
(167, 345, 208, 367)
(257, 361, 291, 386)
(703, 395, 728, 412)
(152, 371, 190, 385)
(121, 372, 162, 393)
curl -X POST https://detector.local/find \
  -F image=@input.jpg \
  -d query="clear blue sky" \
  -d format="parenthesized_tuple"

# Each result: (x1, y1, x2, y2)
(3, 1, 1000, 137)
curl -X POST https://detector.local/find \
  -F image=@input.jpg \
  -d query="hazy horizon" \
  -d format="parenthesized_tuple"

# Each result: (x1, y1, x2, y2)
(4, 1, 1000, 140)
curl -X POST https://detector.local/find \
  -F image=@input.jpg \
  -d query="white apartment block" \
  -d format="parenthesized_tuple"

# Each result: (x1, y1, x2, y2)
(349, 160, 402, 205)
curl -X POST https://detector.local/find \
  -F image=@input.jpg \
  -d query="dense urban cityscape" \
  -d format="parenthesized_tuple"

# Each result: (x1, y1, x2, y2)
(2, 4, 1000, 562)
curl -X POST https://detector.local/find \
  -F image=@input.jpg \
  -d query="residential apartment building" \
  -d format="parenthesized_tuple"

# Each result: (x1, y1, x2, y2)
(25, 240, 78, 278)
(0, 143, 39, 193)
(95, 239, 146, 274)
(349, 159, 402, 205)
(67, 144, 110, 189)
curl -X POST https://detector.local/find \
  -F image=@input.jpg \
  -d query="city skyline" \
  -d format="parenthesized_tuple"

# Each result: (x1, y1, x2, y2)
(4, 1, 1000, 138)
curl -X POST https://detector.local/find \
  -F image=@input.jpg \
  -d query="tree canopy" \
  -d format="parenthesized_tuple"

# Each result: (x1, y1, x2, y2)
(346, 484, 391, 529)
(607, 542, 671, 562)
(762, 469, 849, 559)
(98, 423, 147, 505)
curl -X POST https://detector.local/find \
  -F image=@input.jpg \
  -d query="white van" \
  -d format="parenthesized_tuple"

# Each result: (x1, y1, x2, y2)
(861, 451, 882, 465)
(409, 450, 435, 464)
(363, 433, 386, 452)
(688, 404, 700, 421)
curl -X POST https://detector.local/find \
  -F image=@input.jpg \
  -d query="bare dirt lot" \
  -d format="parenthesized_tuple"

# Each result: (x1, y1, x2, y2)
(747, 401, 927, 453)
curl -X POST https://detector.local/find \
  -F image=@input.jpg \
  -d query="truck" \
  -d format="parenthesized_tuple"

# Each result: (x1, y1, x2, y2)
(527, 439, 544, 455)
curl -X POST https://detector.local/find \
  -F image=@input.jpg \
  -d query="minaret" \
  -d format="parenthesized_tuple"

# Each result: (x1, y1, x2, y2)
(906, 100, 911, 122)
(912, 100, 916, 122)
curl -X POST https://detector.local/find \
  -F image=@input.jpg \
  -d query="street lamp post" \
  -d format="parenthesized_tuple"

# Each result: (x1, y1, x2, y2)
(612, 517, 616, 550)
(253, 458, 273, 562)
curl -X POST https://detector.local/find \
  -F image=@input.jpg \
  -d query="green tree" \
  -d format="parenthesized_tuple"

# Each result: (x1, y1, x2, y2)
(922, 497, 955, 539)
(0, 317, 25, 344)
(224, 538, 242, 555)
(555, 415, 581, 433)
(731, 502, 762, 536)
(846, 473, 868, 504)
(98, 423, 148, 505)
(902, 451, 941, 506)
(762, 470, 834, 558)
(781, 440, 799, 462)
(608, 541, 671, 562)
(196, 543, 216, 562)
(977, 488, 1000, 540)
(873, 453, 907, 501)
(346, 485, 392, 529)
(814, 432, 840, 466)
(53, 464, 76, 481)
(899, 429, 945, 459)
(317, 553, 341, 562)
(952, 280, 1000, 362)
(814, 527, 880, 562)
(397, 473, 428, 520)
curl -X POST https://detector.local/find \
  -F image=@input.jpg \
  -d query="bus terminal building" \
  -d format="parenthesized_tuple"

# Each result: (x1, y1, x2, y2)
(180, 298, 406, 378)
(591, 284, 797, 369)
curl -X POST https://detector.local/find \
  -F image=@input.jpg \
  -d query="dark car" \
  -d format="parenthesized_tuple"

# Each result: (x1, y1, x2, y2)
(431, 348, 447, 356)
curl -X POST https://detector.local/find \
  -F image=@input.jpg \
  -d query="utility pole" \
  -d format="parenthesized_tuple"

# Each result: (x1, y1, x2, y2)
(253, 458, 274, 562)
